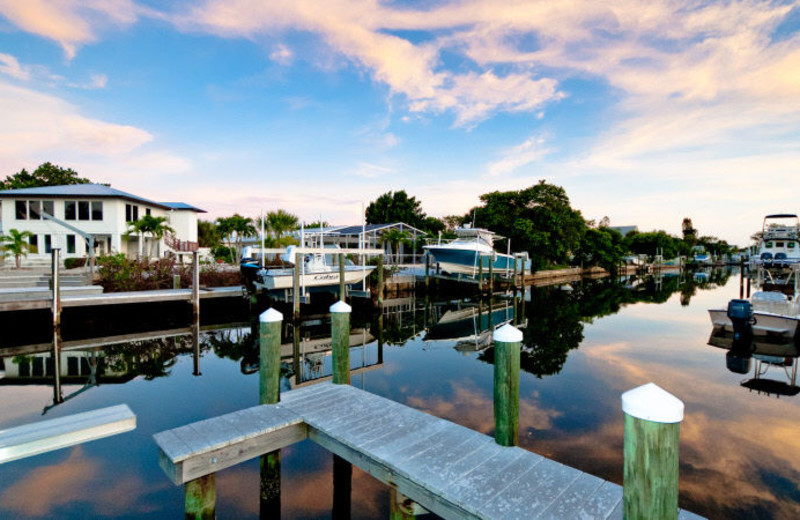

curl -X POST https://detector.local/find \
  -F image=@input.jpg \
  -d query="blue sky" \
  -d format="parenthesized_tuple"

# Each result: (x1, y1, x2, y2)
(1, 1, 800, 245)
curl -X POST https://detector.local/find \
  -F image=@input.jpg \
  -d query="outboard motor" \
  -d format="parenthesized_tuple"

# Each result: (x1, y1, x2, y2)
(726, 333, 754, 374)
(727, 299, 755, 341)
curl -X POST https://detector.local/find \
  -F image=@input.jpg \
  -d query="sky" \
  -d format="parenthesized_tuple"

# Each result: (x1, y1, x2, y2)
(1, 1, 800, 246)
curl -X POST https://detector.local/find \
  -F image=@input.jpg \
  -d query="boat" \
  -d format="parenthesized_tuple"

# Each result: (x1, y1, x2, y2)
(751, 214, 800, 268)
(708, 291, 800, 338)
(423, 227, 517, 276)
(241, 244, 375, 293)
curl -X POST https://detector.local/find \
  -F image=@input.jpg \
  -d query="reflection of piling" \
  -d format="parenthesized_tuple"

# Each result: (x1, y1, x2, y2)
(339, 253, 346, 302)
(192, 252, 200, 319)
(52, 328, 63, 405)
(332, 454, 351, 519)
(488, 258, 494, 293)
(493, 324, 521, 447)
(51, 248, 61, 328)
(622, 383, 683, 520)
(185, 473, 215, 520)
(331, 301, 351, 384)
(192, 322, 201, 376)
(259, 308, 283, 518)
(377, 256, 384, 307)
(425, 254, 430, 291)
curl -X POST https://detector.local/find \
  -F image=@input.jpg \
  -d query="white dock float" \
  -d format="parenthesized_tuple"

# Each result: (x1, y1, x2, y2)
(155, 383, 703, 519)
(0, 404, 136, 464)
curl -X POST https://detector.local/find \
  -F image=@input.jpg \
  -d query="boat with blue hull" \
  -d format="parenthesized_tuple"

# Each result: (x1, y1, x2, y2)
(423, 227, 517, 276)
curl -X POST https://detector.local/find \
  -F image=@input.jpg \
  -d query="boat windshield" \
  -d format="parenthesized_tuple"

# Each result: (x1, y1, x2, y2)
(763, 214, 800, 239)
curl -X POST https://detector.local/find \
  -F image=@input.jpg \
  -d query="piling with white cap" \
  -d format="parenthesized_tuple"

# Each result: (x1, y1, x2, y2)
(622, 383, 684, 520)
(259, 308, 283, 405)
(330, 301, 352, 384)
(493, 323, 523, 446)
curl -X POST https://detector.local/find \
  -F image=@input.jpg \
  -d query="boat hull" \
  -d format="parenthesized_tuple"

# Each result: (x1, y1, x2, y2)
(424, 246, 515, 276)
(257, 266, 375, 291)
(708, 309, 800, 337)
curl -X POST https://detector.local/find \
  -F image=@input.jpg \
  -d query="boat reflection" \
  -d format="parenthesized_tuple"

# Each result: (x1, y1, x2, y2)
(708, 330, 799, 397)
(424, 300, 517, 352)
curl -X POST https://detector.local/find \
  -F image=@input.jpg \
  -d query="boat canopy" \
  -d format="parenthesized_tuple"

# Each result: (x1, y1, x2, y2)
(765, 214, 799, 219)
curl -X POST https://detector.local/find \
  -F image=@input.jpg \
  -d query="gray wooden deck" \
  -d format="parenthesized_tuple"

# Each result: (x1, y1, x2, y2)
(155, 383, 705, 519)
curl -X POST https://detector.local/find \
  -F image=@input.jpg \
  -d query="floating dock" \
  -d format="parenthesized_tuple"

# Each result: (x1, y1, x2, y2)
(155, 382, 703, 519)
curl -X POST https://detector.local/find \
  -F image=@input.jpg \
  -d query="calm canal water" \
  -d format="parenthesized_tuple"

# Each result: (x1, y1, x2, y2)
(2, 270, 799, 519)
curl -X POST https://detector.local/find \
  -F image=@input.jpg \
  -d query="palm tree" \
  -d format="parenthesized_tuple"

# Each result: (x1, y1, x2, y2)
(216, 214, 256, 263)
(125, 216, 175, 258)
(0, 229, 37, 268)
(267, 209, 299, 239)
(380, 228, 411, 264)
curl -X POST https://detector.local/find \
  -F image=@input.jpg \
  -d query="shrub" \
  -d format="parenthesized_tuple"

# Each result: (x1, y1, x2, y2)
(97, 254, 244, 292)
(64, 257, 87, 269)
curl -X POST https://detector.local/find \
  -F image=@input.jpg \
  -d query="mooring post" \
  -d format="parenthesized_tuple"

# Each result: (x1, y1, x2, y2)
(377, 255, 384, 307)
(51, 248, 61, 328)
(425, 254, 430, 291)
(739, 259, 744, 299)
(331, 301, 352, 385)
(488, 257, 494, 293)
(746, 270, 751, 298)
(185, 473, 215, 520)
(173, 274, 181, 290)
(622, 383, 684, 520)
(493, 324, 522, 446)
(339, 253, 346, 302)
(478, 255, 484, 289)
(390, 488, 418, 520)
(192, 251, 200, 319)
(293, 252, 302, 320)
(259, 308, 283, 517)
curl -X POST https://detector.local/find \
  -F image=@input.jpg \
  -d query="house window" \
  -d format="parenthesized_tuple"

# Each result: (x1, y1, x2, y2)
(126, 204, 139, 222)
(28, 201, 41, 220)
(78, 201, 90, 221)
(42, 200, 53, 217)
(67, 357, 78, 376)
(146, 208, 151, 216)
(44, 235, 52, 254)
(28, 234, 38, 252)
(67, 235, 76, 254)
(91, 201, 103, 221)
(65, 201, 76, 220)
(15, 200, 27, 220)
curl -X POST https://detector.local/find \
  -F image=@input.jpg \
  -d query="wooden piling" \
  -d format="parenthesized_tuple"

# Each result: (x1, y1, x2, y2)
(512, 256, 518, 289)
(259, 308, 283, 405)
(191, 251, 200, 319)
(330, 301, 351, 385)
(377, 255, 384, 307)
(493, 324, 522, 447)
(478, 255, 484, 289)
(51, 248, 61, 328)
(192, 322, 201, 377)
(390, 488, 417, 520)
(622, 383, 684, 520)
(488, 258, 494, 293)
(293, 252, 302, 320)
(173, 274, 181, 290)
(51, 327, 63, 404)
(425, 254, 430, 291)
(185, 474, 215, 520)
(339, 253, 346, 302)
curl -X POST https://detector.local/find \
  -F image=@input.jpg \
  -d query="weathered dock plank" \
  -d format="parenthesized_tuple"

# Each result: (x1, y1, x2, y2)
(154, 383, 705, 519)
(0, 404, 135, 464)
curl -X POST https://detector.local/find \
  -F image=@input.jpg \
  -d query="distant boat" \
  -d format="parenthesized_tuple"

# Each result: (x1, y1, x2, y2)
(752, 214, 800, 268)
(423, 227, 516, 276)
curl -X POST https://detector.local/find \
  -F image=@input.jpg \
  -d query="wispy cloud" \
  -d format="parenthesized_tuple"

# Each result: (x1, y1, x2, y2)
(0, 52, 29, 80)
(487, 134, 552, 177)
(269, 43, 293, 65)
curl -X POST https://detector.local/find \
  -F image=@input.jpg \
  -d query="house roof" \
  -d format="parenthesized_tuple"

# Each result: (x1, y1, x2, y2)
(333, 223, 428, 236)
(0, 184, 204, 212)
(160, 202, 207, 213)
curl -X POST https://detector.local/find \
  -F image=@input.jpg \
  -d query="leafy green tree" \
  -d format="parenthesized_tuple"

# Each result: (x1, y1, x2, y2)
(216, 214, 256, 263)
(379, 228, 411, 263)
(1, 162, 93, 190)
(470, 180, 587, 271)
(624, 230, 687, 260)
(304, 220, 329, 230)
(197, 220, 220, 248)
(266, 209, 299, 239)
(575, 227, 625, 273)
(442, 215, 465, 231)
(681, 217, 697, 245)
(366, 190, 426, 229)
(125, 215, 175, 257)
(0, 229, 37, 268)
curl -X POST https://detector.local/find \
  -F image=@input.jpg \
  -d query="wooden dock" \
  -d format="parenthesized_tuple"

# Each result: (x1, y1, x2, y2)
(0, 286, 243, 312)
(155, 382, 703, 519)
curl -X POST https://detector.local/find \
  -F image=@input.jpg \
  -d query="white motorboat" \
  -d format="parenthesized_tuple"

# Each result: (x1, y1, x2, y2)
(751, 214, 800, 268)
(708, 291, 800, 338)
(423, 227, 518, 276)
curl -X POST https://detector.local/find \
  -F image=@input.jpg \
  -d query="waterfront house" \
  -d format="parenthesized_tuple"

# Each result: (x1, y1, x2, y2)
(0, 184, 205, 262)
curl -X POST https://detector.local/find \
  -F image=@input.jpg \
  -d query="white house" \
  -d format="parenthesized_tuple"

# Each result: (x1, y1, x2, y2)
(0, 184, 205, 260)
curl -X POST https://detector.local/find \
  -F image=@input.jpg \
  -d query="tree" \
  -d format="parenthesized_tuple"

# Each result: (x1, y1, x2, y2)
(266, 210, 299, 239)
(0, 229, 37, 268)
(624, 230, 687, 260)
(442, 215, 465, 231)
(379, 228, 411, 263)
(216, 214, 256, 263)
(575, 227, 624, 274)
(470, 180, 587, 271)
(1, 162, 93, 190)
(366, 191, 426, 229)
(197, 220, 220, 248)
(682, 218, 697, 245)
(125, 216, 175, 257)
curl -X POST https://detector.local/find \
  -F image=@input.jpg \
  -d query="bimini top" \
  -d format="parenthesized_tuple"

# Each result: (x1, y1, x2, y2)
(765, 214, 799, 219)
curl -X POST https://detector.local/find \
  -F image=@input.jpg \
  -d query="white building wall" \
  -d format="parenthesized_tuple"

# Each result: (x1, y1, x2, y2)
(168, 210, 198, 242)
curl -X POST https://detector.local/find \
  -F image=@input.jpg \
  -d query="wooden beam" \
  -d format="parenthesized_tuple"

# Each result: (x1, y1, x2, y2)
(0, 404, 135, 464)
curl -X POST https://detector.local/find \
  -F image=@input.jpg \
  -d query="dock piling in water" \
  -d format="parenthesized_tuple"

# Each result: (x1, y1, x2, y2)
(493, 324, 522, 446)
(51, 248, 61, 328)
(622, 383, 684, 520)
(339, 253, 346, 302)
(331, 301, 352, 384)
(191, 252, 199, 319)
(377, 255, 384, 306)
(259, 308, 284, 517)
(185, 474, 215, 520)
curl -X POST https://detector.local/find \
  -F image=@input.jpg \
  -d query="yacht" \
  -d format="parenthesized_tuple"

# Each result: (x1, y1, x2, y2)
(423, 227, 516, 276)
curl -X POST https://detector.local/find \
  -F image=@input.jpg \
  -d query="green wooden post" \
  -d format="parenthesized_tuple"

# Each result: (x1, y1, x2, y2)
(493, 324, 522, 447)
(173, 274, 181, 289)
(622, 383, 684, 520)
(488, 256, 494, 293)
(259, 308, 283, 517)
(425, 254, 430, 291)
(293, 252, 302, 320)
(512, 255, 518, 289)
(389, 488, 416, 520)
(339, 253, 346, 302)
(478, 255, 484, 288)
(185, 474, 215, 520)
(377, 255, 384, 306)
(259, 308, 283, 405)
(331, 301, 351, 384)
(192, 251, 200, 319)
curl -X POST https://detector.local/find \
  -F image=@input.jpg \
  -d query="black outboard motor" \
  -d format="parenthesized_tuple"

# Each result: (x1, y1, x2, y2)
(727, 299, 755, 341)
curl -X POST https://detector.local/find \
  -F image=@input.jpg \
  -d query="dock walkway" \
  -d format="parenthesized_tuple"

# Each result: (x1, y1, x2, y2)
(155, 383, 703, 519)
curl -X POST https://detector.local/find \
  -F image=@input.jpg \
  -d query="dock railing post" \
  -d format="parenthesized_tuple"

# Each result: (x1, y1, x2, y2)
(259, 308, 284, 516)
(192, 251, 200, 319)
(493, 324, 522, 446)
(331, 301, 352, 385)
(51, 248, 61, 329)
(339, 253, 346, 302)
(622, 383, 684, 520)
